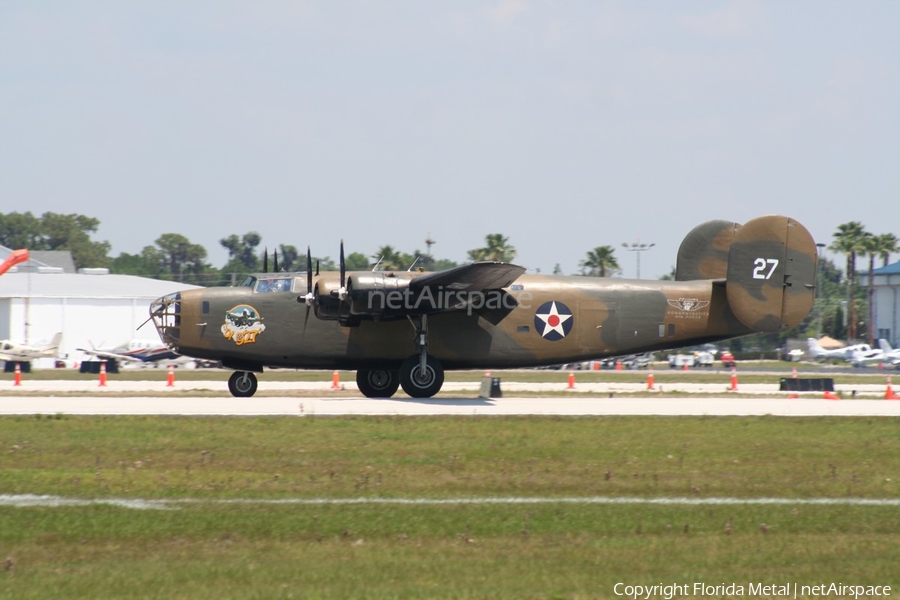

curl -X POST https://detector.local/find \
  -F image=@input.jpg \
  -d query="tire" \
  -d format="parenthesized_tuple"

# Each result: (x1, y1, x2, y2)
(228, 371, 258, 397)
(356, 369, 401, 398)
(399, 355, 444, 398)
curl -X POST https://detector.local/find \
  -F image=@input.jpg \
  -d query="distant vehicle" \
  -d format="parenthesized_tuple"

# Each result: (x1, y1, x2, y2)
(668, 354, 695, 369)
(0, 332, 63, 372)
(694, 351, 715, 368)
(721, 351, 736, 368)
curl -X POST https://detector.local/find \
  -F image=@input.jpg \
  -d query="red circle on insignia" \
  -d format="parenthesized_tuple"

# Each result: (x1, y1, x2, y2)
(548, 315, 560, 327)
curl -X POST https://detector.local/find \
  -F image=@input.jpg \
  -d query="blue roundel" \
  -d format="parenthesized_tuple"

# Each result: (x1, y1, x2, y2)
(533, 301, 574, 341)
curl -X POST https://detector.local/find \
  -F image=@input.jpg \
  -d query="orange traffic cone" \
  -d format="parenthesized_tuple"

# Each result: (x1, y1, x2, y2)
(787, 393, 799, 399)
(166, 364, 175, 387)
(567, 370, 575, 390)
(484, 369, 491, 378)
(615, 360, 622, 371)
(647, 367, 654, 390)
(791, 366, 798, 379)
(13, 363, 21, 387)
(886, 375, 899, 400)
(683, 362, 689, 371)
(823, 390, 840, 400)
(331, 370, 340, 390)
(98, 362, 107, 387)
(593, 361, 599, 371)
(729, 367, 738, 391)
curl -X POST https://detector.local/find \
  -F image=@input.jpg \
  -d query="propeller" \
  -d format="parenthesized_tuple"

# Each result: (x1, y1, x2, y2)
(338, 239, 348, 301)
(297, 246, 314, 307)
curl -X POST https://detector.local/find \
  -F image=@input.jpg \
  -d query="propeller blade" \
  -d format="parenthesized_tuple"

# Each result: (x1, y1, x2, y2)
(274, 248, 279, 273)
(307, 246, 313, 295)
(297, 246, 314, 307)
(340, 239, 346, 287)
(338, 239, 348, 301)
(263, 247, 268, 274)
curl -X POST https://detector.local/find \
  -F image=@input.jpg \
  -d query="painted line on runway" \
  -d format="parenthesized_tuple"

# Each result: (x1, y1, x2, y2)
(3, 494, 900, 510)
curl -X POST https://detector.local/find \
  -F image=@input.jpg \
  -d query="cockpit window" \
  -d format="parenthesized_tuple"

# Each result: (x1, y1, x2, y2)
(239, 276, 257, 287)
(255, 278, 293, 293)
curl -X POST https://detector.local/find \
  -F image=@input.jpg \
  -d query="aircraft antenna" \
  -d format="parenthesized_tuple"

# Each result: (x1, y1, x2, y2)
(372, 256, 384, 272)
(407, 256, 421, 272)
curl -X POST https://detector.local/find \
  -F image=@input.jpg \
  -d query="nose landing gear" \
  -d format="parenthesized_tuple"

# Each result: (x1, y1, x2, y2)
(228, 371, 258, 397)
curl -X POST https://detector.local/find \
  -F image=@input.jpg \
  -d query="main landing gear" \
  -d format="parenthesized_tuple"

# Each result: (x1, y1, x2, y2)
(398, 314, 444, 398)
(356, 369, 400, 398)
(228, 371, 258, 397)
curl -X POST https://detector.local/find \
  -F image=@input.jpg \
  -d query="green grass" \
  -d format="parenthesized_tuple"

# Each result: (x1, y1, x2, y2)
(1, 416, 899, 598)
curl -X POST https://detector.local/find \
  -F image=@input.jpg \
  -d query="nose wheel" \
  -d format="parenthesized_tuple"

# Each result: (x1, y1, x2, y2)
(228, 371, 258, 397)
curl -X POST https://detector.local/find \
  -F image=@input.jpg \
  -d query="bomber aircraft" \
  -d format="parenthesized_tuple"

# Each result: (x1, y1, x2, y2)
(149, 215, 818, 398)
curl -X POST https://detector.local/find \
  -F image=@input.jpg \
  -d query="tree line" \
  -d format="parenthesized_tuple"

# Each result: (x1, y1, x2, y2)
(1, 212, 896, 345)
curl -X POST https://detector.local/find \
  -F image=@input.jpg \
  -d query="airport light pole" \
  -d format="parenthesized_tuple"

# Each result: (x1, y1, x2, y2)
(621, 238, 654, 279)
(816, 242, 826, 337)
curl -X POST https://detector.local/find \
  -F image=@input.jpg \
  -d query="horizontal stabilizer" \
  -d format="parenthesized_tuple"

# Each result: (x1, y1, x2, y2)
(676, 220, 740, 281)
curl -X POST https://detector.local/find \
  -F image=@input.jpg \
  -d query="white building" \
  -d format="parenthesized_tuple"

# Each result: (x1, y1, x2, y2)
(0, 248, 200, 367)
(864, 261, 900, 347)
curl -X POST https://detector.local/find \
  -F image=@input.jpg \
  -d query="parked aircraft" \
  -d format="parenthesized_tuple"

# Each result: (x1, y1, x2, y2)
(77, 340, 194, 367)
(149, 215, 818, 398)
(806, 338, 876, 361)
(850, 339, 900, 367)
(0, 332, 63, 363)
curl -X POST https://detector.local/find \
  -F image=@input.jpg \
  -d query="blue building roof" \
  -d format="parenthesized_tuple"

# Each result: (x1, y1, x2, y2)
(872, 261, 900, 276)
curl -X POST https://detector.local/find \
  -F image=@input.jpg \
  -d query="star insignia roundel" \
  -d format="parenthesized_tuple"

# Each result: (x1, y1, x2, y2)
(534, 301, 574, 341)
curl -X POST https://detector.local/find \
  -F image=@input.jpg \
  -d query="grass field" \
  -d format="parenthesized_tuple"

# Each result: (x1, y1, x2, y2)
(1, 415, 899, 598)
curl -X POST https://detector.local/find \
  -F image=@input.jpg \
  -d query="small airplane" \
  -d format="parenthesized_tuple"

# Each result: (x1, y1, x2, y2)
(77, 340, 193, 367)
(0, 332, 63, 363)
(806, 338, 876, 361)
(149, 214, 818, 398)
(850, 339, 900, 367)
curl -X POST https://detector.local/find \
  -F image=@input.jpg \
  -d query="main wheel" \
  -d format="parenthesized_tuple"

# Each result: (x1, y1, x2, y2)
(356, 369, 401, 398)
(399, 355, 444, 398)
(228, 371, 258, 397)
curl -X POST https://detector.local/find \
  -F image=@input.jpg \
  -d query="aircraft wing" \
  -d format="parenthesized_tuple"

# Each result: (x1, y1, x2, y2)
(77, 348, 142, 362)
(410, 262, 525, 293)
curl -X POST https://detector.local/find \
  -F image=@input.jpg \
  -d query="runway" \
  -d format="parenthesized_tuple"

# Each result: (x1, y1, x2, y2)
(2, 379, 900, 416)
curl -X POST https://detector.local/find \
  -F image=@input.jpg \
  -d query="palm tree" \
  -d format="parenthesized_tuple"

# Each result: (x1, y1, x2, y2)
(372, 245, 406, 271)
(579, 246, 620, 277)
(829, 221, 868, 340)
(467, 234, 517, 263)
(875, 233, 899, 267)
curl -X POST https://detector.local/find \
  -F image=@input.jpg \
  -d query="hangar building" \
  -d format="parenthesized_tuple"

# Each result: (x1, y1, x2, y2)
(866, 261, 900, 348)
(0, 247, 200, 368)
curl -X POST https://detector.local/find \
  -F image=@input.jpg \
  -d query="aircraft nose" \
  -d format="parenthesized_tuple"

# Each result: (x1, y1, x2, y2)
(149, 292, 182, 345)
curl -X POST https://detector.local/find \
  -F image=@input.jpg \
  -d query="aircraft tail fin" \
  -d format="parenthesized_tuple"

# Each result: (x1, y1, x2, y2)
(879, 339, 893, 352)
(45, 332, 62, 351)
(724, 215, 817, 333)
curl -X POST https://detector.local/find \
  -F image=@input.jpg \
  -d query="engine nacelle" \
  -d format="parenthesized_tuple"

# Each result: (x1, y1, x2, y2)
(347, 272, 415, 316)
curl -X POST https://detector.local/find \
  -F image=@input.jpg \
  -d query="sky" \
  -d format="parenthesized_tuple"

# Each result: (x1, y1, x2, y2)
(1, 1, 899, 279)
